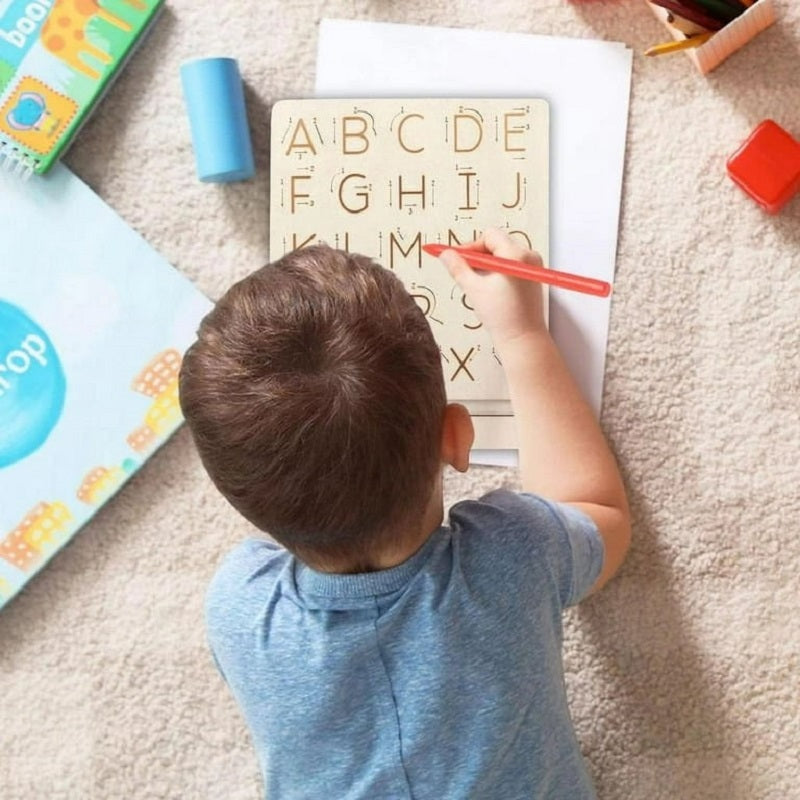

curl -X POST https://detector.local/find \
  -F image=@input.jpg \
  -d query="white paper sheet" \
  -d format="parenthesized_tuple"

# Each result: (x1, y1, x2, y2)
(315, 19, 632, 466)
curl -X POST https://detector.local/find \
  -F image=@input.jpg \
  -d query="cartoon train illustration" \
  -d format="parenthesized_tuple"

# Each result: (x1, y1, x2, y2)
(76, 465, 126, 505)
(127, 423, 157, 453)
(132, 347, 180, 398)
(126, 348, 182, 453)
(77, 349, 183, 504)
(0, 502, 73, 572)
(0, 347, 184, 584)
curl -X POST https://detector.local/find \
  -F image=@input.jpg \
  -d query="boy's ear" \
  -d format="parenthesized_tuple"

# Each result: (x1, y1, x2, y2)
(441, 403, 474, 473)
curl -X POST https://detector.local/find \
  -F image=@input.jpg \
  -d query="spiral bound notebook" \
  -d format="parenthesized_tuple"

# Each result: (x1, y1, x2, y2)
(0, 0, 164, 177)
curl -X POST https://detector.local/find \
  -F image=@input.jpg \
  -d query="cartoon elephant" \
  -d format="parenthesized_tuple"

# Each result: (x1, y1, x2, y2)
(6, 92, 48, 131)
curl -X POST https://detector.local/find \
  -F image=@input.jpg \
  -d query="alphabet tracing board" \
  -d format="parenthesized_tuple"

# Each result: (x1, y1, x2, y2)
(269, 98, 549, 449)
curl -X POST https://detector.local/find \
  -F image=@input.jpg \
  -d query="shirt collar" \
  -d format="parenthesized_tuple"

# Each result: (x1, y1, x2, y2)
(293, 527, 444, 598)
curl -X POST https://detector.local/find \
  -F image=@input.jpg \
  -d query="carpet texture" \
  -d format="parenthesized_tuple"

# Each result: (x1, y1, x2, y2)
(2, 2, 799, 798)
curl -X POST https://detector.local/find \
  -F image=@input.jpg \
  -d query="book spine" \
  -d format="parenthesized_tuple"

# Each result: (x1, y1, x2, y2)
(0, 140, 38, 180)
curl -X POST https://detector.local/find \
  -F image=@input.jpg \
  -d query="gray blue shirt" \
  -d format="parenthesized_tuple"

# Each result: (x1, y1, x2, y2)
(206, 489, 604, 799)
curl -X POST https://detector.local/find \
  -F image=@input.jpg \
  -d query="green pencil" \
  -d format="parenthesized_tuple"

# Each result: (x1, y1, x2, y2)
(716, 0, 749, 12)
(690, 0, 741, 23)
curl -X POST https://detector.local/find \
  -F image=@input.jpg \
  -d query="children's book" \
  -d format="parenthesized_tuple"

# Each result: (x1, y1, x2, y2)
(269, 98, 549, 450)
(0, 0, 164, 176)
(0, 164, 212, 610)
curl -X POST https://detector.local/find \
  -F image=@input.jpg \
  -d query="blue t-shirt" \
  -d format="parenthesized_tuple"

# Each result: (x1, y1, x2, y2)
(206, 489, 605, 799)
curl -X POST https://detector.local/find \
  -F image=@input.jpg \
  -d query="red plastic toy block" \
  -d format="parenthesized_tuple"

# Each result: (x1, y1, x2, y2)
(727, 120, 800, 214)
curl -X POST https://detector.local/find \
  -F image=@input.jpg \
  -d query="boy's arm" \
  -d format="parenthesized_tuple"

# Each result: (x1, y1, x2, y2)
(439, 229, 630, 593)
(496, 331, 630, 593)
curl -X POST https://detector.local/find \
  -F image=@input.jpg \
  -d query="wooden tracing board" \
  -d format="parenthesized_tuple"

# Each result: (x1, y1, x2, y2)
(269, 98, 549, 449)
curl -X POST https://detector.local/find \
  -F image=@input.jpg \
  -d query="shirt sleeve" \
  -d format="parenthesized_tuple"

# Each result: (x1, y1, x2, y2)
(205, 538, 286, 680)
(524, 495, 606, 607)
(451, 489, 605, 609)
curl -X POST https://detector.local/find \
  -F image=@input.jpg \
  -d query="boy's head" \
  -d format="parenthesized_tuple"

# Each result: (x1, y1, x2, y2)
(179, 245, 470, 570)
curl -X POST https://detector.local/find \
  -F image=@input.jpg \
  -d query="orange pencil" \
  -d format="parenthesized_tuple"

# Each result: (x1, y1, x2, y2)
(422, 244, 612, 298)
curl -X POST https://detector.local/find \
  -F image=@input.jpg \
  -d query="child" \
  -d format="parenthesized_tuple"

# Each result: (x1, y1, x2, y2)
(179, 228, 630, 799)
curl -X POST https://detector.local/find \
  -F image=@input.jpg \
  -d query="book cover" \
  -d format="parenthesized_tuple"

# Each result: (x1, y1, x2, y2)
(0, 0, 164, 175)
(0, 164, 212, 610)
(269, 98, 549, 449)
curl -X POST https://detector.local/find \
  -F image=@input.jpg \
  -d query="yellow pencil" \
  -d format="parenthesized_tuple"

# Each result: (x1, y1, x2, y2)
(645, 31, 714, 56)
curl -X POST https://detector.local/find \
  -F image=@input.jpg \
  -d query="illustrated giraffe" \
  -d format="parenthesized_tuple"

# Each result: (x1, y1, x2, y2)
(41, 0, 149, 81)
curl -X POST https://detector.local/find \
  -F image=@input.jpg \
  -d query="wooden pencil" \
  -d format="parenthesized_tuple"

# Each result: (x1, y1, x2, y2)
(645, 31, 714, 55)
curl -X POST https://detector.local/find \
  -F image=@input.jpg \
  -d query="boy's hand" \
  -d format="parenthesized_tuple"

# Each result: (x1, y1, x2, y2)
(441, 235, 630, 597)
(437, 228, 547, 348)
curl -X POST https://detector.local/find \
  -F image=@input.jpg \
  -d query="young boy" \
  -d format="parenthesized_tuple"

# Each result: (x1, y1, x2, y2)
(179, 228, 630, 799)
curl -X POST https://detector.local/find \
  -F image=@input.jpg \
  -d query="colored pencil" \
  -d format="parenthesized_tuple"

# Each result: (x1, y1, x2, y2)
(690, 0, 740, 23)
(649, 0, 724, 30)
(645, 31, 714, 55)
(665, 11, 710, 35)
(421, 244, 612, 298)
(718, 0, 749, 11)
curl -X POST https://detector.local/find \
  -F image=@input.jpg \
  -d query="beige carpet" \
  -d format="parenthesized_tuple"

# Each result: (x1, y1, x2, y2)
(2, 1, 800, 798)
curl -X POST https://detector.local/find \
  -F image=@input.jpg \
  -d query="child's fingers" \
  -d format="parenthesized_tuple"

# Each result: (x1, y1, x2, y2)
(483, 227, 544, 267)
(438, 229, 544, 292)
(452, 236, 489, 253)
(438, 248, 480, 292)
(449, 228, 543, 269)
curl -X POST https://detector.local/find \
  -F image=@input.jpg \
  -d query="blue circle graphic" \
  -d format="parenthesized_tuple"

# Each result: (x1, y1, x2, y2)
(0, 301, 66, 468)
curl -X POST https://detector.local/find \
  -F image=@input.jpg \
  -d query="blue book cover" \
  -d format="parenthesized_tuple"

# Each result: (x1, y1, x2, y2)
(0, 164, 212, 609)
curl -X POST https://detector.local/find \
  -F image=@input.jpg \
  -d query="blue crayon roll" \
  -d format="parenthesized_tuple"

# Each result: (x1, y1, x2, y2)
(180, 57, 255, 183)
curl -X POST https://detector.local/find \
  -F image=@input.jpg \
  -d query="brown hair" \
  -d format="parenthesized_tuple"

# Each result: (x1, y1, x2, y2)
(179, 245, 446, 569)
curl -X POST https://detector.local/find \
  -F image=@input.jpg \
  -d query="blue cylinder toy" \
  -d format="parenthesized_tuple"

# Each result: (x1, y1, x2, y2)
(180, 57, 255, 183)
